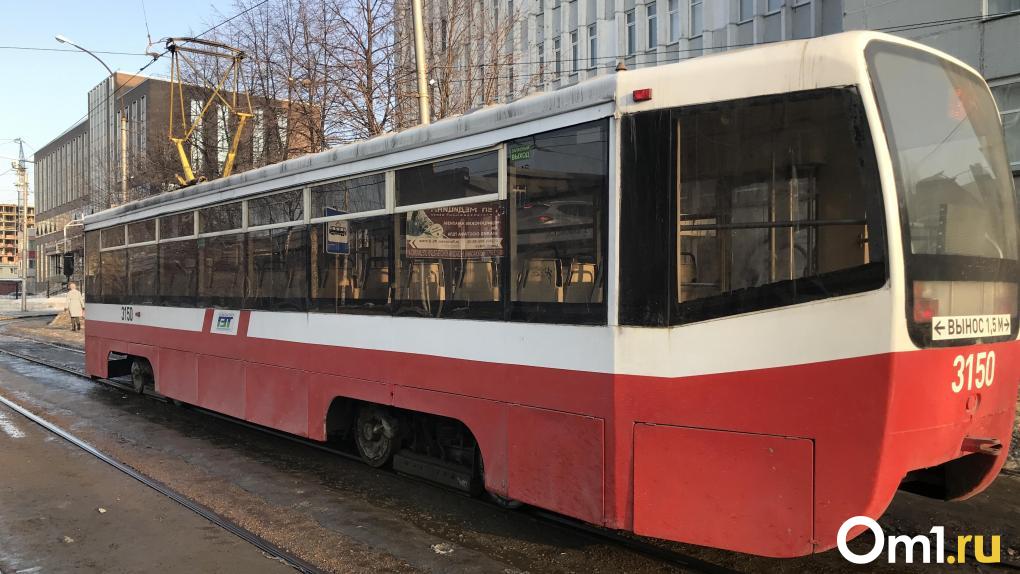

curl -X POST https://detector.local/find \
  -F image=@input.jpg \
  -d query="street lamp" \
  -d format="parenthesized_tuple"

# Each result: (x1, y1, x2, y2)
(55, 34, 128, 206)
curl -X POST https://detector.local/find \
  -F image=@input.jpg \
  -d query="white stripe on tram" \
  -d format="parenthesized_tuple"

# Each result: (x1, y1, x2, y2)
(89, 289, 900, 378)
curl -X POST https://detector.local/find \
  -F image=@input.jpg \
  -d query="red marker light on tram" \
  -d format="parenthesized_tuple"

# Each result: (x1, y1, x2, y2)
(632, 88, 653, 102)
(912, 281, 939, 323)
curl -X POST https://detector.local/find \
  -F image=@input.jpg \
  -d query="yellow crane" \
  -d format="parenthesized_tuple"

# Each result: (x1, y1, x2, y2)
(165, 37, 253, 186)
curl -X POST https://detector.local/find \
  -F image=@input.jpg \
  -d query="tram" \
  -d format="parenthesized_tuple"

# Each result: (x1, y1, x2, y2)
(82, 31, 1019, 557)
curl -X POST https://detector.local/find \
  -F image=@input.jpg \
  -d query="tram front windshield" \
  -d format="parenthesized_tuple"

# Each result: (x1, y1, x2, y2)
(867, 41, 1019, 345)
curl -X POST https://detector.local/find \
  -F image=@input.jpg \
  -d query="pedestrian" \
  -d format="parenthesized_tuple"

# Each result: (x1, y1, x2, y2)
(66, 282, 85, 332)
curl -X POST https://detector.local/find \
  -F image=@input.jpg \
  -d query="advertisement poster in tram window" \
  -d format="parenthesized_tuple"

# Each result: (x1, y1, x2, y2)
(405, 205, 504, 258)
(323, 207, 350, 254)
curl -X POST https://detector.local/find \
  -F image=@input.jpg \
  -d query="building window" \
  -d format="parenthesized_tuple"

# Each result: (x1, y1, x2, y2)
(253, 109, 265, 165)
(571, 30, 579, 72)
(668, 0, 681, 42)
(767, 0, 782, 12)
(190, 99, 204, 173)
(554, 38, 562, 76)
(647, 2, 658, 49)
(217, 107, 229, 171)
(626, 10, 636, 54)
(588, 24, 598, 68)
(987, 0, 1020, 16)
(739, 0, 754, 21)
(791, 0, 812, 38)
(538, 42, 545, 79)
(277, 113, 288, 156)
(689, 0, 702, 36)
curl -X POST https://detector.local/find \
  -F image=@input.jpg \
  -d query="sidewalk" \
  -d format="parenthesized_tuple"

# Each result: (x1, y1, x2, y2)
(1, 312, 84, 349)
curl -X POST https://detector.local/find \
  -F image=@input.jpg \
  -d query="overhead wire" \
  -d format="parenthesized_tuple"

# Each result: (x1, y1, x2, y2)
(0, 45, 149, 56)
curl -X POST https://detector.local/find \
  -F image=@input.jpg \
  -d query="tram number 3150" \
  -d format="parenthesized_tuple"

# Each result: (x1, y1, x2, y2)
(951, 351, 995, 393)
(120, 306, 134, 322)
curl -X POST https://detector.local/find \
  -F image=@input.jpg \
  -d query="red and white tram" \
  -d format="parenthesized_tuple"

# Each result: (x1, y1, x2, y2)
(83, 32, 1019, 557)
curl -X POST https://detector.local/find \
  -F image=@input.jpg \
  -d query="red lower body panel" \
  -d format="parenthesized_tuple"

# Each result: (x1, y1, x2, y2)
(633, 425, 814, 556)
(85, 317, 1019, 557)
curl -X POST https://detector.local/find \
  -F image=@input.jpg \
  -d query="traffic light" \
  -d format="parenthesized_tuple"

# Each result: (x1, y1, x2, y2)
(63, 252, 74, 278)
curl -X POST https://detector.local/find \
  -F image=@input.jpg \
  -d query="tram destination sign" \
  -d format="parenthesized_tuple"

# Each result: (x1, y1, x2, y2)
(931, 314, 1011, 341)
(323, 207, 350, 255)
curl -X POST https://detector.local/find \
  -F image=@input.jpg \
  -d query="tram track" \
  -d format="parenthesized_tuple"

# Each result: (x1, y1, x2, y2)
(0, 327, 742, 574)
(0, 389, 327, 574)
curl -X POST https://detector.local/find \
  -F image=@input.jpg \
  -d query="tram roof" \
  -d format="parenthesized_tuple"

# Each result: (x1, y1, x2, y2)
(85, 30, 965, 230)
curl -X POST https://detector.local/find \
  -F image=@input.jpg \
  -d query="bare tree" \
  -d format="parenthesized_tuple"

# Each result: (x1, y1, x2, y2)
(393, 0, 530, 128)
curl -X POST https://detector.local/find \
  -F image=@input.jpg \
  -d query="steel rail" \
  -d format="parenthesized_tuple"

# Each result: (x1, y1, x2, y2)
(0, 347, 327, 574)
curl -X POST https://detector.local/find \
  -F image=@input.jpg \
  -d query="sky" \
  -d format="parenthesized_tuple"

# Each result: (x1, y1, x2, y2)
(0, 1, 235, 205)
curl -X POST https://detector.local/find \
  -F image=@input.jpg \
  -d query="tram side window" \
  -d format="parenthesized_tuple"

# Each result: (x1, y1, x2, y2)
(309, 215, 393, 314)
(84, 231, 100, 302)
(160, 212, 195, 239)
(395, 151, 498, 206)
(311, 173, 386, 216)
(128, 245, 158, 305)
(668, 89, 885, 324)
(248, 189, 304, 227)
(100, 250, 127, 303)
(198, 234, 246, 308)
(199, 202, 243, 233)
(127, 219, 156, 244)
(101, 225, 126, 249)
(394, 203, 506, 319)
(247, 226, 309, 311)
(159, 240, 198, 305)
(507, 120, 609, 324)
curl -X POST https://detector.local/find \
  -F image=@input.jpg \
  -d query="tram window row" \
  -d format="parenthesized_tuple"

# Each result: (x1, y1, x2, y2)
(85, 121, 610, 325)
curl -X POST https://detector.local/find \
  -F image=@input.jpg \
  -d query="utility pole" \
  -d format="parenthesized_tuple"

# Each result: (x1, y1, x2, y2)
(411, 0, 431, 125)
(121, 99, 128, 204)
(11, 139, 29, 312)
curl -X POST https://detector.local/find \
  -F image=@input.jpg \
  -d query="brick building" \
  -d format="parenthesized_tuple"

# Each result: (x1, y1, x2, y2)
(34, 72, 301, 292)
(0, 203, 35, 295)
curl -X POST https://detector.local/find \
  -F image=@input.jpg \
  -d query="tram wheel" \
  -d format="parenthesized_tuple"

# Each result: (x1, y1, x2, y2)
(130, 358, 153, 395)
(355, 405, 398, 468)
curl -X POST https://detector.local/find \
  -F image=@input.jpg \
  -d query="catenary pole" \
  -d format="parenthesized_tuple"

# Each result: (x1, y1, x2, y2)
(411, 0, 431, 125)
